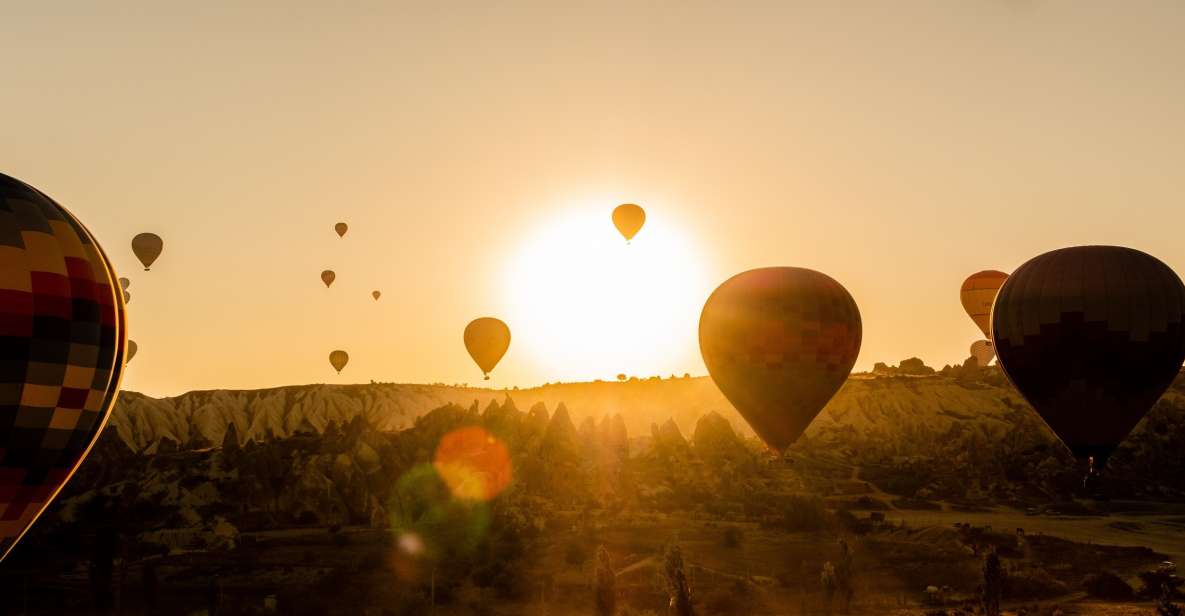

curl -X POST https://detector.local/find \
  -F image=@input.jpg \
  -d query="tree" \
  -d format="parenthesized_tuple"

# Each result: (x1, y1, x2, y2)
(834, 539, 854, 613)
(662, 543, 694, 616)
(820, 562, 837, 613)
(981, 549, 1003, 616)
(594, 545, 616, 616)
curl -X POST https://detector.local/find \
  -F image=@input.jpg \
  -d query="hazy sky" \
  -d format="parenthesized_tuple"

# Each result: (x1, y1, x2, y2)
(3, 2, 1184, 396)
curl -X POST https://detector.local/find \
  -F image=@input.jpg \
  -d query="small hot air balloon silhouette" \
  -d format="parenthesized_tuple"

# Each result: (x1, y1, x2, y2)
(372, 290, 381, 301)
(118, 277, 130, 291)
(321, 270, 336, 288)
(700, 267, 862, 453)
(131, 233, 163, 271)
(123, 290, 131, 304)
(464, 318, 511, 380)
(0, 173, 127, 561)
(960, 270, 1008, 338)
(612, 204, 645, 242)
(993, 246, 1185, 477)
(127, 340, 138, 363)
(969, 340, 994, 367)
(329, 350, 349, 374)
(335, 222, 348, 238)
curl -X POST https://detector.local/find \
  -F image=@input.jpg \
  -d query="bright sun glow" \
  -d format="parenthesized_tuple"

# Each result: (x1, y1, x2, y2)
(502, 207, 712, 382)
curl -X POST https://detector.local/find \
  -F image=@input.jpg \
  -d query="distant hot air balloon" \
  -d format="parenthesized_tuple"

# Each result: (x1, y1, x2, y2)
(321, 270, 336, 288)
(612, 204, 645, 242)
(118, 277, 130, 291)
(960, 270, 1008, 338)
(127, 340, 138, 363)
(464, 318, 511, 380)
(335, 222, 348, 237)
(0, 173, 127, 561)
(372, 290, 381, 301)
(123, 290, 131, 304)
(131, 233, 163, 271)
(699, 267, 862, 453)
(993, 246, 1185, 476)
(329, 350, 349, 374)
(970, 340, 994, 367)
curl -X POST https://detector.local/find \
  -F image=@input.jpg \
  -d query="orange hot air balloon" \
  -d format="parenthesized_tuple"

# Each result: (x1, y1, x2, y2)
(0, 173, 127, 561)
(969, 340, 994, 367)
(612, 203, 645, 242)
(334, 222, 348, 237)
(321, 270, 336, 288)
(700, 267, 862, 453)
(329, 350, 349, 374)
(960, 270, 1008, 338)
(464, 318, 510, 380)
(127, 340, 138, 363)
(372, 290, 381, 301)
(131, 233, 163, 271)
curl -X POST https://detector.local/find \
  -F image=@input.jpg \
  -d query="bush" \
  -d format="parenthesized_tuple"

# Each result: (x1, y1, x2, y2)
(1083, 572, 1134, 601)
(1005, 568, 1069, 600)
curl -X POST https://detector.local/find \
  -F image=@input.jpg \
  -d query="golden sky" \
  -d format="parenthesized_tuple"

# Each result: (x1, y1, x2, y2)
(3, 2, 1184, 396)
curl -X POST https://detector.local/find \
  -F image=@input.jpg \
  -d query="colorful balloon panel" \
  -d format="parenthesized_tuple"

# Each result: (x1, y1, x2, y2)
(0, 173, 126, 560)
(699, 267, 862, 452)
(992, 246, 1185, 466)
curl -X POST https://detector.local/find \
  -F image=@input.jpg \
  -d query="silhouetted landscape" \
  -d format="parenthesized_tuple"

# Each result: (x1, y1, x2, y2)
(3, 362, 1182, 615)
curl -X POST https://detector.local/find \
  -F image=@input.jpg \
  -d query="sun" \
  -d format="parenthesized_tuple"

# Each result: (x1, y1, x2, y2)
(502, 207, 712, 383)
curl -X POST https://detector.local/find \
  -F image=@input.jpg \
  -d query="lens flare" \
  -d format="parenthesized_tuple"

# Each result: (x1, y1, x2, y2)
(433, 427, 512, 501)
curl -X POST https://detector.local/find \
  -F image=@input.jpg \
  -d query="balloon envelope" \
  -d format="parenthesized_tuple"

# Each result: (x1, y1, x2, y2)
(131, 233, 163, 271)
(329, 350, 349, 373)
(969, 340, 994, 367)
(372, 290, 381, 300)
(0, 173, 127, 561)
(464, 318, 511, 379)
(611, 204, 645, 242)
(960, 270, 1008, 338)
(118, 277, 130, 291)
(699, 267, 862, 452)
(127, 340, 138, 363)
(335, 222, 348, 237)
(992, 246, 1185, 466)
(321, 270, 335, 288)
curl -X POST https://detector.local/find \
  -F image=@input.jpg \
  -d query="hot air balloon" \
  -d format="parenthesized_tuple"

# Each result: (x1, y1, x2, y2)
(372, 290, 381, 301)
(612, 204, 645, 242)
(123, 290, 131, 304)
(992, 246, 1185, 476)
(329, 350, 349, 374)
(321, 270, 335, 288)
(118, 277, 130, 290)
(699, 267, 862, 453)
(970, 340, 994, 367)
(131, 233, 163, 271)
(335, 222, 348, 237)
(0, 173, 126, 561)
(960, 270, 1008, 338)
(127, 340, 138, 363)
(464, 318, 510, 380)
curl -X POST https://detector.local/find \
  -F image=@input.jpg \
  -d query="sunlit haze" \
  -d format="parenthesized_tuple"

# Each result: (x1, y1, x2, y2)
(3, 2, 1184, 395)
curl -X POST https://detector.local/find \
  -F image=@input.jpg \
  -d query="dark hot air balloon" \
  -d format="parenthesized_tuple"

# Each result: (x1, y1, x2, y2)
(0, 173, 126, 561)
(127, 340, 138, 363)
(612, 204, 645, 242)
(372, 290, 381, 301)
(321, 270, 335, 288)
(992, 246, 1185, 474)
(960, 270, 1008, 338)
(335, 222, 348, 238)
(329, 350, 349, 374)
(464, 318, 510, 380)
(118, 277, 130, 291)
(699, 267, 862, 453)
(131, 233, 163, 271)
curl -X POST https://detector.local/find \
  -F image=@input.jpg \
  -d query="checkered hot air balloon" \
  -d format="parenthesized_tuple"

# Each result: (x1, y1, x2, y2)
(0, 173, 127, 561)
(699, 267, 862, 453)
